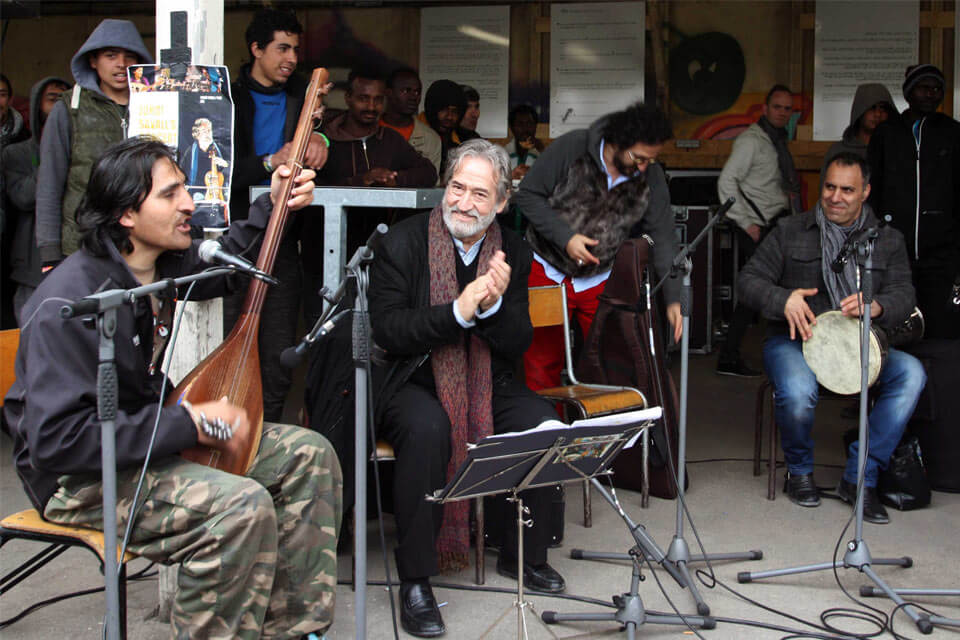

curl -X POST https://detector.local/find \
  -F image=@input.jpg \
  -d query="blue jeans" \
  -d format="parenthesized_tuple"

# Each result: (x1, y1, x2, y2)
(763, 333, 926, 486)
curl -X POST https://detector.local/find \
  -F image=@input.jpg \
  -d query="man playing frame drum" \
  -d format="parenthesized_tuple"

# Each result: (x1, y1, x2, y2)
(738, 152, 926, 524)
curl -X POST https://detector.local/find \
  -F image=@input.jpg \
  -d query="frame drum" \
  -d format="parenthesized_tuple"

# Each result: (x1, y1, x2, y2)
(802, 310, 887, 395)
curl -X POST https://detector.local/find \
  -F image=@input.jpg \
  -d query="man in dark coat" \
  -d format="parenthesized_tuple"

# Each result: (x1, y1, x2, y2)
(2, 76, 70, 324)
(514, 102, 682, 391)
(739, 153, 926, 523)
(868, 64, 960, 339)
(370, 139, 563, 638)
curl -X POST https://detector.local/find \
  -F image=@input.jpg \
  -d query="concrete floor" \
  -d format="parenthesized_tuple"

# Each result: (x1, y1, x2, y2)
(3, 331, 960, 639)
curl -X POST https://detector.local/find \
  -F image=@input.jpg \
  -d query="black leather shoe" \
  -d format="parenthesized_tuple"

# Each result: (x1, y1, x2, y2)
(399, 579, 445, 638)
(784, 472, 821, 507)
(716, 358, 762, 377)
(496, 555, 566, 593)
(837, 479, 889, 525)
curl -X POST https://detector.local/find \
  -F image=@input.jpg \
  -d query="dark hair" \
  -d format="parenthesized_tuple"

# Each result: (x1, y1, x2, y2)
(346, 68, 384, 94)
(508, 104, 538, 128)
(766, 84, 792, 105)
(826, 151, 871, 186)
(601, 102, 673, 149)
(387, 66, 419, 89)
(462, 85, 479, 103)
(0, 73, 11, 95)
(78, 136, 179, 256)
(245, 9, 303, 56)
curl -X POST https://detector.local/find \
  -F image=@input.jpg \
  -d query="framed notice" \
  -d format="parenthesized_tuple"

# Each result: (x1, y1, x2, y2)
(420, 6, 510, 138)
(813, 1, 917, 141)
(549, 1, 645, 138)
(127, 64, 233, 229)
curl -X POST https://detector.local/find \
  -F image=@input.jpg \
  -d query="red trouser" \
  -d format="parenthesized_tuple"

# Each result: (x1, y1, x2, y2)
(524, 259, 605, 391)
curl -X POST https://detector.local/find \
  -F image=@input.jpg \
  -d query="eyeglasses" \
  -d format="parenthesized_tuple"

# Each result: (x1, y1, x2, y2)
(625, 149, 656, 168)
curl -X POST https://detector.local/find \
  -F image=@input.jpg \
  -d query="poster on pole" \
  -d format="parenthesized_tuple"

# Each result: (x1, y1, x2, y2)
(549, 2, 645, 138)
(420, 6, 510, 139)
(813, 1, 917, 141)
(127, 64, 233, 229)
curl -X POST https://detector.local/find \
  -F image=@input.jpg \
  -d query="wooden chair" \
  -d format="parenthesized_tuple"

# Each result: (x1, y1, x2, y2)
(528, 285, 650, 525)
(0, 328, 138, 636)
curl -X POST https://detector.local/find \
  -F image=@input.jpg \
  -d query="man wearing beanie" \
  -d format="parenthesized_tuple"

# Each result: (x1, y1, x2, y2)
(422, 79, 479, 175)
(868, 64, 960, 339)
(35, 19, 153, 268)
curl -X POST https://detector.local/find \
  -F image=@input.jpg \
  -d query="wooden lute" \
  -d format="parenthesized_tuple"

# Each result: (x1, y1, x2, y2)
(170, 68, 329, 475)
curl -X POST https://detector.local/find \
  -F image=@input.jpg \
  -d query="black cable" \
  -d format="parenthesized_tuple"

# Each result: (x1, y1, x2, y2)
(118, 277, 202, 566)
(0, 561, 157, 630)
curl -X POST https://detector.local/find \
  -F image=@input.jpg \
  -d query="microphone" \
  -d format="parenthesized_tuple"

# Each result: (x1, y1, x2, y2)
(714, 196, 735, 219)
(346, 223, 388, 272)
(198, 239, 279, 285)
(280, 309, 352, 369)
(831, 225, 880, 274)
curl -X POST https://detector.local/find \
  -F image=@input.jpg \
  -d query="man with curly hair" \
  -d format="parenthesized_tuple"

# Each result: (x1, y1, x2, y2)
(514, 102, 682, 391)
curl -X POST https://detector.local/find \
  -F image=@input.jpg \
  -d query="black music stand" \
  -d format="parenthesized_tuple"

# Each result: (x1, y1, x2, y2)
(426, 409, 658, 640)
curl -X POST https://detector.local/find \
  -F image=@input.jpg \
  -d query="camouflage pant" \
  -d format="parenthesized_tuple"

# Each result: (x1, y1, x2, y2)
(44, 423, 343, 640)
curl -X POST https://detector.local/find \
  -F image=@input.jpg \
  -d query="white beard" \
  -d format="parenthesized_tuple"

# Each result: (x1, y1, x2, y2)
(441, 201, 495, 239)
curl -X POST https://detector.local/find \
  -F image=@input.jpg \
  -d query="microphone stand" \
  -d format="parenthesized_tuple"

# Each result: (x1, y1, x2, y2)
(569, 199, 760, 620)
(59, 267, 235, 640)
(736, 231, 958, 634)
(284, 223, 387, 640)
(645, 198, 762, 616)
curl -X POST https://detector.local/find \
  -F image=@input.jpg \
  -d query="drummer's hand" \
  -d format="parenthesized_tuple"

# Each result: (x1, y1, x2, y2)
(839, 293, 883, 319)
(270, 165, 316, 210)
(187, 397, 250, 454)
(784, 288, 818, 341)
(666, 302, 683, 343)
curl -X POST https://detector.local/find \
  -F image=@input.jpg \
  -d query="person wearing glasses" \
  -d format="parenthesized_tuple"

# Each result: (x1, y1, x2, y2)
(716, 84, 802, 378)
(868, 64, 960, 340)
(514, 102, 682, 391)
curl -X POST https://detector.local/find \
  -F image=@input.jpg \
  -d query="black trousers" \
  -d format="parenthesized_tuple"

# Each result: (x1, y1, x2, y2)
(379, 376, 558, 581)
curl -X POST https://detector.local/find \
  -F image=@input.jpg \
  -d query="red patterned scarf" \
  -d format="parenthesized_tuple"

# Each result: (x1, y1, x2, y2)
(428, 205, 502, 571)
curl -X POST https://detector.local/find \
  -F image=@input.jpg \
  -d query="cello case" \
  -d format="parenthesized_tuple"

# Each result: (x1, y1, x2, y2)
(577, 238, 686, 499)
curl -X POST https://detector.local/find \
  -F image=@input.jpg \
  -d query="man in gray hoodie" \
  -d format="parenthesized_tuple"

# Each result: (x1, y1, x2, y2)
(35, 19, 152, 270)
(2, 76, 70, 324)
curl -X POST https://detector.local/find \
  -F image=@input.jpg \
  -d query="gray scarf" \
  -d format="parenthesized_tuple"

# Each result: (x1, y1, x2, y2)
(818, 202, 867, 308)
(757, 116, 802, 213)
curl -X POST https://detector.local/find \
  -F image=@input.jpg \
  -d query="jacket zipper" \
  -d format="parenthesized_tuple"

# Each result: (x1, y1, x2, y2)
(913, 117, 924, 260)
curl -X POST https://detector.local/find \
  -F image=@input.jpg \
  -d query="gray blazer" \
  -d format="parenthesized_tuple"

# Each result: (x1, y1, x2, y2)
(737, 207, 915, 336)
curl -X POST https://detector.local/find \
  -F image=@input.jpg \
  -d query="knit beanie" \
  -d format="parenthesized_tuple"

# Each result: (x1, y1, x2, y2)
(902, 64, 944, 99)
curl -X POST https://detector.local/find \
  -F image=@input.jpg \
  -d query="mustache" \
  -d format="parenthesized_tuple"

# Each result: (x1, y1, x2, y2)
(448, 206, 481, 219)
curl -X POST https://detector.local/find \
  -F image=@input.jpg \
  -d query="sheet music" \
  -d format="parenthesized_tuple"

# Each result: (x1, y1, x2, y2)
(483, 406, 662, 449)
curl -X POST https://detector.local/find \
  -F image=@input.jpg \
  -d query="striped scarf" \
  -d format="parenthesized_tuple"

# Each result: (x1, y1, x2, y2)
(427, 206, 501, 572)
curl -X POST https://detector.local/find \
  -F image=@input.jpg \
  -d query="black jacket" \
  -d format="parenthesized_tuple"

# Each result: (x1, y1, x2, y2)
(369, 211, 533, 416)
(230, 65, 308, 220)
(868, 110, 960, 263)
(319, 112, 436, 187)
(514, 115, 681, 305)
(738, 206, 915, 337)
(4, 194, 273, 512)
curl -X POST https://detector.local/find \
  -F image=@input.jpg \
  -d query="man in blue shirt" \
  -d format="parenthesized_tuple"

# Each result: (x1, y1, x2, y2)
(229, 9, 329, 422)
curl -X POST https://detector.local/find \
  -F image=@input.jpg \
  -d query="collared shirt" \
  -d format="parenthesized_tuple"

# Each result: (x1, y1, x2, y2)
(450, 233, 502, 327)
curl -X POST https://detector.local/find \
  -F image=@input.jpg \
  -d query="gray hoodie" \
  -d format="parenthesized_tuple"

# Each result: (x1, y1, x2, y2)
(3, 76, 71, 288)
(35, 19, 152, 263)
(822, 83, 896, 175)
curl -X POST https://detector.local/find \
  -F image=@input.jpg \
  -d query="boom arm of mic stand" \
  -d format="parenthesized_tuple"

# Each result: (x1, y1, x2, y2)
(650, 197, 734, 298)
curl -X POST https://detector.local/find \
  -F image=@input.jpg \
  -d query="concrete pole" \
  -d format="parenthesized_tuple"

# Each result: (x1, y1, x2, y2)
(154, 0, 224, 622)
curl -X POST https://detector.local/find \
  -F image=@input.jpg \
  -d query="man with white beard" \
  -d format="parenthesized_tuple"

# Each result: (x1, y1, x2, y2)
(370, 139, 564, 638)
